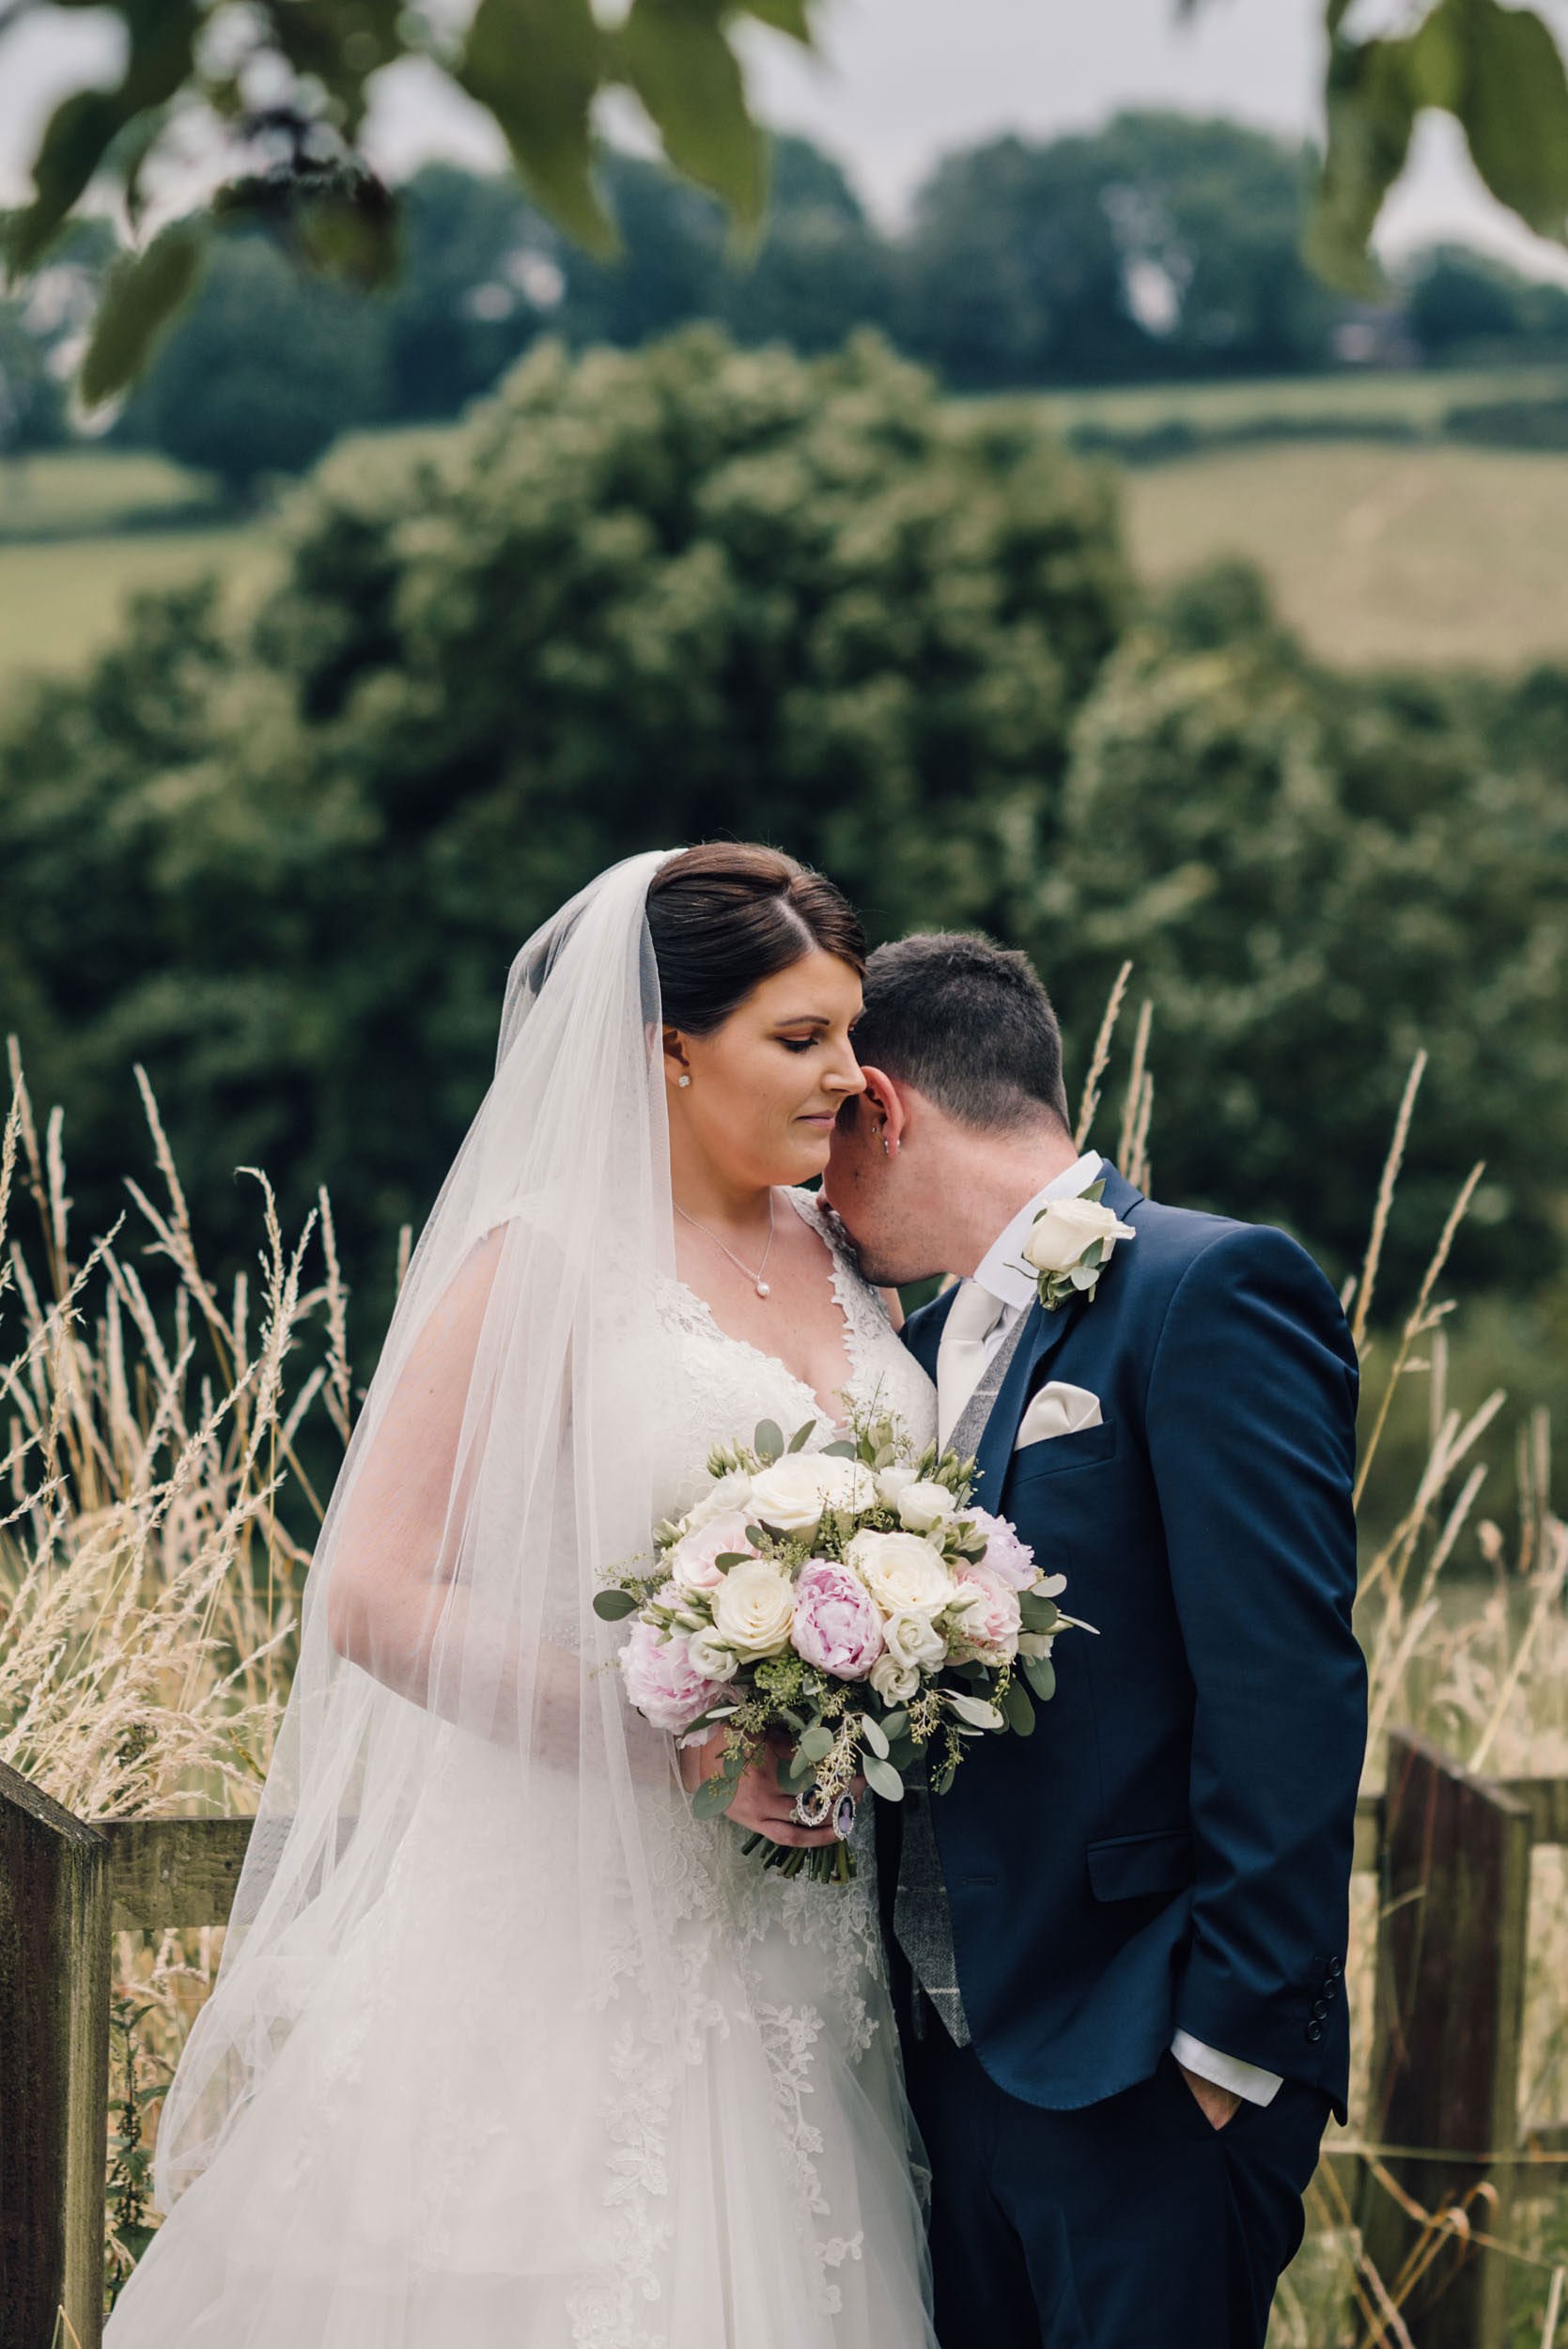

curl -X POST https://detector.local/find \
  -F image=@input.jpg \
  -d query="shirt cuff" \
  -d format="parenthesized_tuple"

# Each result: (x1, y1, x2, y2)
(1170, 2030, 1282, 2107)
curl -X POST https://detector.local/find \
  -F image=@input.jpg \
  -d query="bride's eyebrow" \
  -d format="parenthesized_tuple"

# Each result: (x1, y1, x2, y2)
(774, 1013, 831, 1029)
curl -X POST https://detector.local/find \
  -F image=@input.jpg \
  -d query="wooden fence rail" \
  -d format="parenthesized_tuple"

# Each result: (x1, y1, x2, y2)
(3, 1737, 1566, 2349)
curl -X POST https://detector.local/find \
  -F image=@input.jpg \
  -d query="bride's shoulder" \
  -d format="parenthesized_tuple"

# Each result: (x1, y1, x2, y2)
(781, 1188, 902, 1330)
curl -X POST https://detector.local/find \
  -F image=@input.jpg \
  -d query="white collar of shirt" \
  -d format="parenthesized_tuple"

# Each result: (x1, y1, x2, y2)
(971, 1151, 1105, 1321)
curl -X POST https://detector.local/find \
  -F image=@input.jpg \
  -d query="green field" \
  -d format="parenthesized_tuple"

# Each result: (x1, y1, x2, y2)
(1125, 440, 1568, 670)
(1031, 361, 1568, 437)
(4, 391, 1568, 692)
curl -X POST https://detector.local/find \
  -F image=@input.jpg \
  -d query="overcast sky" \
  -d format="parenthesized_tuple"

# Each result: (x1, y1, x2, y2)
(4, 0, 1567, 276)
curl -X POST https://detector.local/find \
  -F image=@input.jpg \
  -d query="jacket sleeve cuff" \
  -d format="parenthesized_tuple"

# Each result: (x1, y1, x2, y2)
(1170, 2030, 1283, 2107)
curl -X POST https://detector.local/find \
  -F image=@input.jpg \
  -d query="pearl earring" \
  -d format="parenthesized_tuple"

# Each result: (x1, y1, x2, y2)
(677, 1074, 691, 1089)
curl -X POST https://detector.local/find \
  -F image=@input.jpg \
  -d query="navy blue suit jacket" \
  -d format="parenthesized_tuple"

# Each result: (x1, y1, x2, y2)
(887, 1165, 1364, 2121)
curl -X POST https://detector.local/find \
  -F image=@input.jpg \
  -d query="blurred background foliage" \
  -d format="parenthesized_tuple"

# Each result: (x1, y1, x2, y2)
(2, 322, 1565, 1379)
(2, 95, 1567, 1514)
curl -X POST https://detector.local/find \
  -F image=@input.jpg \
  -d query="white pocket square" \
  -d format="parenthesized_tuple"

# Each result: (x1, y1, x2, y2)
(1016, 1381, 1104, 1449)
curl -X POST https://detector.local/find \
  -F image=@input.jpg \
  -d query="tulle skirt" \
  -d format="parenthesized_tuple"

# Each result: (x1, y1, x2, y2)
(106, 1725, 937, 2349)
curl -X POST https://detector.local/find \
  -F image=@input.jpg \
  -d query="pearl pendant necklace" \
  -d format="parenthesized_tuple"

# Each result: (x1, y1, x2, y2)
(675, 1190, 777, 1298)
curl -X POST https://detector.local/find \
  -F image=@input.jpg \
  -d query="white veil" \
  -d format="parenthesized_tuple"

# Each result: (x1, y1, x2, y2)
(127, 844, 936, 2349)
(155, 845, 685, 2202)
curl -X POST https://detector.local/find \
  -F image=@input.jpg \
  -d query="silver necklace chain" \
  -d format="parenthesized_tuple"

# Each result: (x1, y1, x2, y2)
(674, 1190, 777, 1299)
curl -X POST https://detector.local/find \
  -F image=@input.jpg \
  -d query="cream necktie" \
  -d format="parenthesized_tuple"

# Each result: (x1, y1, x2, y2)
(936, 1279, 1007, 1451)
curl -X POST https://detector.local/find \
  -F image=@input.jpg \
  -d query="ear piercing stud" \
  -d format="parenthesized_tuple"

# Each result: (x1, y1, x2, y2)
(677, 1075, 691, 1089)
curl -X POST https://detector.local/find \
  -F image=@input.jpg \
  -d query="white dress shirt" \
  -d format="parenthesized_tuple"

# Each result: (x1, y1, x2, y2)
(939, 1151, 1282, 2110)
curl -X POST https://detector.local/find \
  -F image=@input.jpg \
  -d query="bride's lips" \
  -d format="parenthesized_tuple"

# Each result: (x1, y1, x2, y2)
(797, 1112, 837, 1127)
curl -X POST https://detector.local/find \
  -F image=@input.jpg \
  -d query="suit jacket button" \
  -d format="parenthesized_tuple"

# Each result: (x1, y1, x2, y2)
(1306, 2020, 1324, 2043)
(1327, 1955, 1343, 1978)
(1322, 1977, 1339, 1999)
(1311, 1998, 1330, 2020)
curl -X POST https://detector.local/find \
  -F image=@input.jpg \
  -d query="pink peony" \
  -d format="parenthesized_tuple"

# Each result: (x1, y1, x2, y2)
(667, 1510, 758, 1596)
(968, 1510, 1037, 1591)
(952, 1561, 1022, 1659)
(618, 1617, 726, 1735)
(790, 1561, 885, 1681)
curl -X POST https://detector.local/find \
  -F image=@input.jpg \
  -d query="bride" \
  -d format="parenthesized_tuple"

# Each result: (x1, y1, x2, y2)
(107, 843, 940, 2348)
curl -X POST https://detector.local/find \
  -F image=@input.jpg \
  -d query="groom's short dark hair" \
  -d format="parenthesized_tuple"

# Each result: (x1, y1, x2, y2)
(849, 931, 1071, 1132)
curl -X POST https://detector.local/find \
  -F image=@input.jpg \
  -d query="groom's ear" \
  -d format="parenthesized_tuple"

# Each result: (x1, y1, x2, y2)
(858, 1066, 908, 1155)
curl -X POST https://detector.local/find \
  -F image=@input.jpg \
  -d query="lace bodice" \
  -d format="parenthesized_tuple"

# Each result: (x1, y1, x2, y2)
(648, 1188, 937, 1528)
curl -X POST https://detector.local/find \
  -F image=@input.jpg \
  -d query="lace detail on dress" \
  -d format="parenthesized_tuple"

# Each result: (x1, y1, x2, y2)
(578, 1190, 937, 2342)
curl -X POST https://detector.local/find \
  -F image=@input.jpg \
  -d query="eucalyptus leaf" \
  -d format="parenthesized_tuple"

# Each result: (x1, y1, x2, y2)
(860, 1713, 890, 1760)
(592, 1587, 639, 1621)
(754, 1418, 784, 1462)
(797, 1724, 834, 1763)
(690, 1772, 737, 1818)
(862, 1754, 905, 1802)
(1001, 1678, 1036, 1736)
(1023, 1656, 1058, 1703)
(879, 1709, 909, 1742)
(822, 1439, 858, 1459)
(948, 1691, 1005, 1732)
(787, 1419, 816, 1452)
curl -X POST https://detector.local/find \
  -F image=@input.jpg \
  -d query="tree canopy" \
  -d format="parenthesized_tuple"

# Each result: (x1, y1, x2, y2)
(0, 327, 1128, 1330)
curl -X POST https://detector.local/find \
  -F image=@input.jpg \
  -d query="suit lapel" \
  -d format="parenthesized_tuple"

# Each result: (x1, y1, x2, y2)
(970, 1160, 1146, 1507)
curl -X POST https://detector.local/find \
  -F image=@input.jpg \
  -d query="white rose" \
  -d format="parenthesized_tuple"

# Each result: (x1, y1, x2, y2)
(882, 1610, 948, 1675)
(688, 1627, 741, 1680)
(846, 1528, 955, 1618)
(681, 1470, 754, 1534)
(749, 1453, 876, 1537)
(1017, 1631, 1056, 1662)
(875, 1463, 920, 1509)
(711, 1561, 796, 1658)
(896, 1478, 957, 1533)
(869, 1651, 920, 1705)
(1021, 1194, 1136, 1277)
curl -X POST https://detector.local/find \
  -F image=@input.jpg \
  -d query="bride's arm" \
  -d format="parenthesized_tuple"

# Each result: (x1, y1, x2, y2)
(324, 1224, 506, 1705)
(323, 1226, 586, 1755)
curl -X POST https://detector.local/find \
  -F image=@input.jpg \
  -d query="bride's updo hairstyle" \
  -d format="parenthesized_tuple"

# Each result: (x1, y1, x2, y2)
(646, 843, 865, 1033)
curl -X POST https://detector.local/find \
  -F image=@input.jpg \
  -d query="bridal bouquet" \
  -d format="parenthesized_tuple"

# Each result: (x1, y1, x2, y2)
(595, 1409, 1079, 1883)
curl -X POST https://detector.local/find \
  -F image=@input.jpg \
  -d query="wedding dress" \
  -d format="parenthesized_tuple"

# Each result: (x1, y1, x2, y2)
(105, 852, 939, 2349)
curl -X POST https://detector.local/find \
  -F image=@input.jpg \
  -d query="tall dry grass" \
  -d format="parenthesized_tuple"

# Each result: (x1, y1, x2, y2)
(0, 1039, 365, 2298)
(2, 1017, 1564, 2336)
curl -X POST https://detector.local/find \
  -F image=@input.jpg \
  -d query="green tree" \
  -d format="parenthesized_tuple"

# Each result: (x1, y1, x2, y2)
(1033, 565, 1568, 1292)
(0, 327, 1127, 1330)
(378, 163, 545, 421)
(1405, 241, 1568, 359)
(130, 235, 387, 496)
(899, 132, 1153, 389)
(899, 115, 1337, 390)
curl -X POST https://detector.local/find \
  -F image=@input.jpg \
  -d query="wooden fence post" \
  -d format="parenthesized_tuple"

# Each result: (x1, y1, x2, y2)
(1359, 1730, 1531, 2349)
(0, 1759, 110, 2349)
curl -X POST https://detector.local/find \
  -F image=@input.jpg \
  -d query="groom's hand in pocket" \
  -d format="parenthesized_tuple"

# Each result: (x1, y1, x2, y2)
(1175, 2061, 1243, 2132)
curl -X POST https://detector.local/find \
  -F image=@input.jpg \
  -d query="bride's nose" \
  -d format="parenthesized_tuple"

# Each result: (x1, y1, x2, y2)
(823, 1054, 866, 1098)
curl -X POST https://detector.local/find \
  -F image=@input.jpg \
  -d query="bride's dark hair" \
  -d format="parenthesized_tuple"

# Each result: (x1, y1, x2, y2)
(647, 843, 865, 1034)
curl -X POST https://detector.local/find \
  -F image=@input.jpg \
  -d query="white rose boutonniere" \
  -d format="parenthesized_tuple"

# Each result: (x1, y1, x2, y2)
(1019, 1181, 1136, 1312)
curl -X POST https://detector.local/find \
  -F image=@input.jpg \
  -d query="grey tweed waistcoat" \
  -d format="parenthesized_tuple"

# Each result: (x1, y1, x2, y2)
(893, 1300, 1030, 2045)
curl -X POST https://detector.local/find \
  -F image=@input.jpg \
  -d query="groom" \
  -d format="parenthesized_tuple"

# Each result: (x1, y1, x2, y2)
(823, 932, 1365, 2349)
